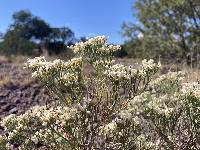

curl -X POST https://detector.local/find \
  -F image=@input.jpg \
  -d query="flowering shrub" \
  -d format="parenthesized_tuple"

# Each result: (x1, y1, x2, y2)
(1, 36, 200, 149)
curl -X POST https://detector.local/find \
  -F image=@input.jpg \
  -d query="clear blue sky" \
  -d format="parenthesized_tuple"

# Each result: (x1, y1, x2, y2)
(0, 0, 137, 44)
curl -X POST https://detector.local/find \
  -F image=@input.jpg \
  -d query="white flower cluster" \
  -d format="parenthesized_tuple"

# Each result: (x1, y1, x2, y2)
(25, 57, 82, 78)
(63, 57, 83, 70)
(147, 95, 176, 116)
(152, 71, 185, 86)
(142, 59, 161, 70)
(118, 110, 132, 121)
(182, 81, 200, 97)
(127, 70, 200, 119)
(0, 135, 10, 150)
(129, 90, 179, 117)
(25, 57, 83, 89)
(93, 59, 115, 70)
(25, 56, 46, 68)
(99, 121, 117, 136)
(115, 109, 141, 125)
(70, 36, 120, 54)
(104, 59, 161, 81)
(140, 59, 161, 76)
(69, 36, 120, 70)
(60, 72, 79, 86)
(104, 64, 137, 80)
(135, 134, 155, 149)
(128, 92, 150, 113)
(105, 142, 122, 150)
(1, 105, 77, 148)
(25, 57, 64, 74)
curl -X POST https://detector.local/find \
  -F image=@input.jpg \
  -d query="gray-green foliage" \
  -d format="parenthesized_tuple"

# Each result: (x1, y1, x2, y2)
(1, 30, 37, 56)
(1, 36, 200, 150)
(122, 0, 200, 60)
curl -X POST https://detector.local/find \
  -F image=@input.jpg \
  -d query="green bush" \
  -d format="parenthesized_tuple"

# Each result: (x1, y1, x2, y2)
(1, 36, 200, 150)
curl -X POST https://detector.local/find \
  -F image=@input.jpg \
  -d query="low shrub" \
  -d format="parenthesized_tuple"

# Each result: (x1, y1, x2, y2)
(1, 36, 199, 150)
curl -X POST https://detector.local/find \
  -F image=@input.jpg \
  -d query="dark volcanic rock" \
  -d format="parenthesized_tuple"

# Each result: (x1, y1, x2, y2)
(9, 107, 18, 114)
(0, 61, 54, 135)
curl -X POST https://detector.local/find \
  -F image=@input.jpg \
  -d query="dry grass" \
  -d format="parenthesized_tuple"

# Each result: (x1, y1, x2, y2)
(0, 76, 13, 87)
(182, 66, 200, 82)
(1, 55, 199, 83)
(0, 55, 8, 62)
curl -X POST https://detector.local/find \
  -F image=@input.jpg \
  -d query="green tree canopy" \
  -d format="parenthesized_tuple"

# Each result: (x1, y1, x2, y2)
(0, 10, 75, 56)
(122, 0, 200, 61)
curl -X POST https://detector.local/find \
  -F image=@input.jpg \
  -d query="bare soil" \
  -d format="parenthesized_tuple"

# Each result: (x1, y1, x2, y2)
(0, 60, 53, 135)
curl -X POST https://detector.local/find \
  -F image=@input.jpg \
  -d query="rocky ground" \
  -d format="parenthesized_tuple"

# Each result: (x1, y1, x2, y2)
(0, 60, 53, 135)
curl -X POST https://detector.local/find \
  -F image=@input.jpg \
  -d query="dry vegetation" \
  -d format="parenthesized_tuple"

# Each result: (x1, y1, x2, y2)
(0, 56, 199, 119)
(0, 37, 199, 149)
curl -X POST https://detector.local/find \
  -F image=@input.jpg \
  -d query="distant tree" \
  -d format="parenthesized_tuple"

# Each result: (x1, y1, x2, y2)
(46, 27, 75, 55)
(31, 17, 52, 42)
(1, 10, 76, 56)
(0, 10, 50, 55)
(1, 30, 36, 56)
(122, 0, 200, 61)
(0, 32, 3, 54)
(59, 27, 74, 44)
(11, 10, 37, 40)
(79, 37, 87, 42)
(0, 32, 3, 39)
